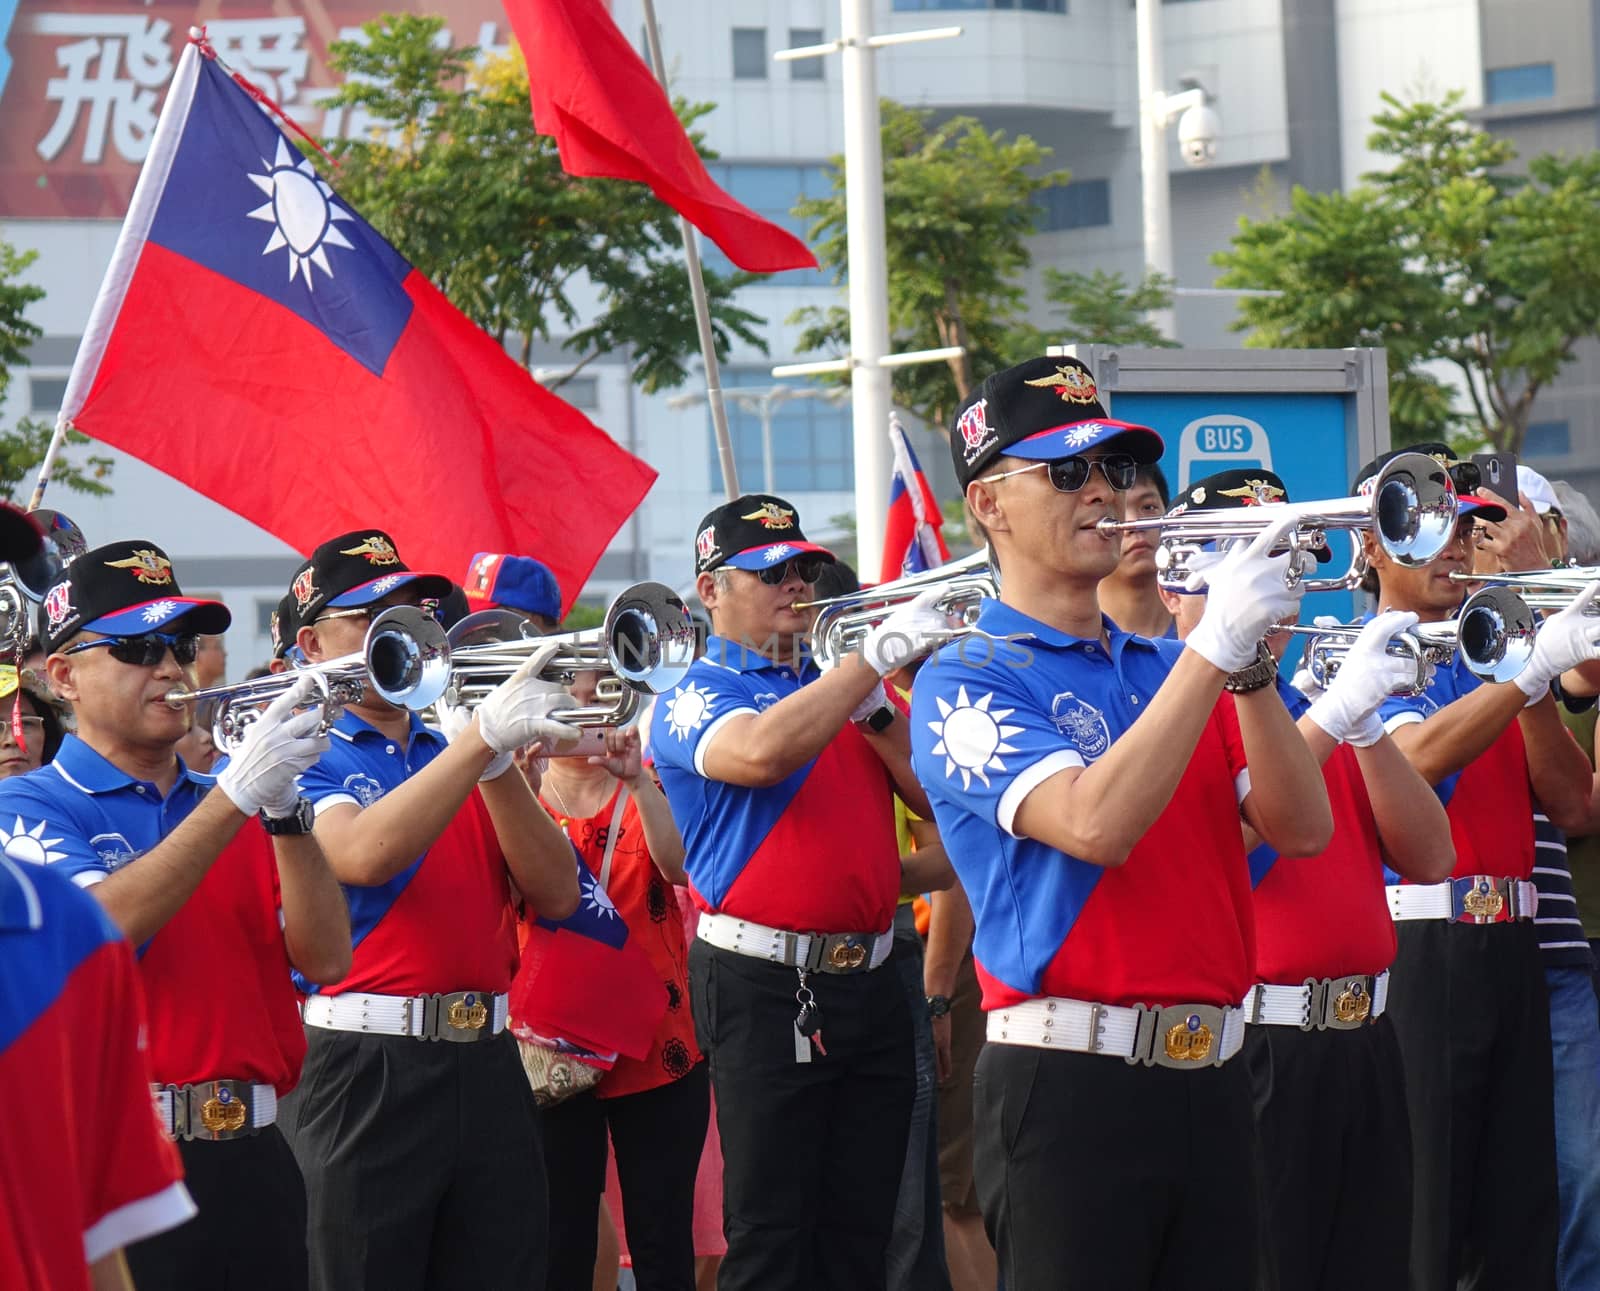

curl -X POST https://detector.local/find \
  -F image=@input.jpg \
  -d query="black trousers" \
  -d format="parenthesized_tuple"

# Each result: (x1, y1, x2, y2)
(689, 938, 915, 1291)
(1244, 1017, 1412, 1291)
(125, 1124, 307, 1291)
(1385, 921, 1558, 1291)
(541, 1060, 710, 1291)
(973, 1042, 1258, 1291)
(279, 1028, 547, 1291)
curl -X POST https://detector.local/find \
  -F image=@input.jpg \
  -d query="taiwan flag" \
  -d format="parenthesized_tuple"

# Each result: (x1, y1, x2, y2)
(55, 36, 656, 614)
(880, 417, 951, 584)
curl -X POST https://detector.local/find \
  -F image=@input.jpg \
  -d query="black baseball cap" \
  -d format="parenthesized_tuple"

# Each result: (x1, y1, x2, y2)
(42, 540, 230, 653)
(1352, 445, 1506, 523)
(693, 494, 836, 576)
(290, 529, 451, 625)
(269, 591, 296, 661)
(950, 356, 1163, 490)
(0, 504, 43, 573)
(1173, 469, 1331, 562)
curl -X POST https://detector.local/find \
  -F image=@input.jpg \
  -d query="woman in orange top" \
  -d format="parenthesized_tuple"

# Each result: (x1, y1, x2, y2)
(534, 672, 707, 1291)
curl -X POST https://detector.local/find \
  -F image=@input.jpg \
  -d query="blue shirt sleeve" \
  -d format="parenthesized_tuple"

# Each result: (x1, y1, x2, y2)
(910, 647, 1090, 839)
(650, 664, 763, 780)
(0, 774, 114, 884)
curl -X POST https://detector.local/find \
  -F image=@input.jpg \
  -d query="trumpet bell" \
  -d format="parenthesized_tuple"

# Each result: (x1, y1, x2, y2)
(603, 582, 697, 694)
(1456, 587, 1538, 684)
(1369, 452, 1458, 567)
(365, 605, 450, 709)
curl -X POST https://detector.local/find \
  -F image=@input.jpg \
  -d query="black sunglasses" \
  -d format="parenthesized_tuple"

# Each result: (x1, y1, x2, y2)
(62, 631, 200, 667)
(982, 453, 1139, 494)
(755, 556, 827, 586)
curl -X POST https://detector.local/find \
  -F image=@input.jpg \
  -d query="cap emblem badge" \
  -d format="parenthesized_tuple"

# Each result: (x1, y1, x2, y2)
(340, 535, 400, 566)
(739, 502, 796, 531)
(43, 582, 73, 631)
(1219, 479, 1285, 506)
(957, 398, 994, 465)
(1023, 364, 1098, 404)
(104, 549, 173, 585)
(696, 526, 720, 565)
(291, 567, 317, 611)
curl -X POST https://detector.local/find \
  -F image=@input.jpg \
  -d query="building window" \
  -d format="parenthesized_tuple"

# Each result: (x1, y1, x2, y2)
(701, 163, 834, 285)
(28, 376, 68, 415)
(1485, 63, 1555, 104)
(789, 28, 824, 80)
(705, 370, 853, 493)
(732, 28, 767, 79)
(893, 0, 1066, 10)
(1033, 179, 1111, 231)
(1524, 420, 1571, 458)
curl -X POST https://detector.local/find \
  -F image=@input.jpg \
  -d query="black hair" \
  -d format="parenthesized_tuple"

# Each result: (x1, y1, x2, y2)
(810, 560, 860, 601)
(1138, 462, 1171, 509)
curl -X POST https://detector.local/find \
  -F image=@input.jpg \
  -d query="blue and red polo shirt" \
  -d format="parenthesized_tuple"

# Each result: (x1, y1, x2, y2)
(1378, 645, 1534, 881)
(0, 736, 307, 1093)
(1243, 681, 1396, 982)
(908, 601, 1256, 1011)
(0, 854, 194, 1290)
(649, 636, 901, 934)
(297, 709, 519, 996)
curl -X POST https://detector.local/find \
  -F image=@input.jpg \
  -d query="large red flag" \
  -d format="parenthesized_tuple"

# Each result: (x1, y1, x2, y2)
(56, 36, 655, 615)
(508, 0, 819, 274)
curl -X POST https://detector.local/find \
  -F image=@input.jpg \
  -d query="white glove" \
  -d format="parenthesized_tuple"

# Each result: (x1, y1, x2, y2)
(217, 674, 331, 818)
(861, 587, 950, 677)
(474, 642, 583, 755)
(1184, 516, 1308, 674)
(1514, 579, 1600, 704)
(850, 678, 890, 725)
(1307, 610, 1420, 746)
(437, 700, 514, 782)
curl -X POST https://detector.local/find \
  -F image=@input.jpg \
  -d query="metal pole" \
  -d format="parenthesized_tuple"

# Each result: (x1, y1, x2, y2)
(841, 0, 894, 579)
(1135, 0, 1176, 340)
(640, 0, 740, 500)
(760, 402, 775, 494)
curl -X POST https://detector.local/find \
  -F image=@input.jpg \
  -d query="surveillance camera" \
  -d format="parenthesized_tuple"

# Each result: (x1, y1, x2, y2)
(1177, 104, 1220, 167)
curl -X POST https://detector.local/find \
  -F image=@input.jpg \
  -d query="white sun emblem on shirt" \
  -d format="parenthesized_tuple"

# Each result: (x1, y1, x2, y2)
(246, 136, 357, 289)
(926, 686, 1024, 790)
(580, 872, 619, 920)
(0, 817, 68, 866)
(140, 599, 178, 625)
(664, 682, 717, 740)
(762, 545, 791, 564)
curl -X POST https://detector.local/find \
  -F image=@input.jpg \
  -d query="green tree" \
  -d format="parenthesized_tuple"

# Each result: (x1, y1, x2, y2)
(791, 102, 1067, 431)
(1042, 268, 1179, 349)
(1216, 92, 1600, 451)
(0, 239, 113, 502)
(319, 16, 766, 393)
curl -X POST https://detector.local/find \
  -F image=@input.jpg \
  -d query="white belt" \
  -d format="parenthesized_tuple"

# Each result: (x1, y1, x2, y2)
(301, 991, 509, 1041)
(153, 1080, 276, 1141)
(1387, 877, 1537, 924)
(1240, 971, 1389, 1030)
(697, 911, 894, 975)
(986, 996, 1247, 1069)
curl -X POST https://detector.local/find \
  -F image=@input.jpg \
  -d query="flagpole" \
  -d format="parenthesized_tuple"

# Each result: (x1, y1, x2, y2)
(639, 0, 740, 502)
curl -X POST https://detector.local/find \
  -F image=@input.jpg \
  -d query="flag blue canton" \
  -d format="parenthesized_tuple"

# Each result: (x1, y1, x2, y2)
(146, 57, 413, 377)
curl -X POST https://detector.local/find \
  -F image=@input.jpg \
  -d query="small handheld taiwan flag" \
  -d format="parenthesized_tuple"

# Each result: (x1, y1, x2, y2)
(55, 33, 656, 614)
(879, 416, 950, 584)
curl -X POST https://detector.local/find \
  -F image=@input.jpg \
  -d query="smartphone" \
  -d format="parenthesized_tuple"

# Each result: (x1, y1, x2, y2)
(1472, 450, 1518, 504)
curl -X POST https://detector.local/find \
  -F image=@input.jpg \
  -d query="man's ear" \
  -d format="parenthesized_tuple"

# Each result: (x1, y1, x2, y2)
(1156, 586, 1185, 617)
(45, 652, 78, 704)
(965, 478, 1007, 537)
(295, 622, 325, 664)
(695, 571, 720, 612)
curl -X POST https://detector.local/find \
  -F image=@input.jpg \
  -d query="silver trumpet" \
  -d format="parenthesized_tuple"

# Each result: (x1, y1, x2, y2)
(0, 508, 86, 655)
(1096, 451, 1459, 592)
(1448, 566, 1600, 613)
(1281, 587, 1538, 696)
(166, 605, 449, 750)
(796, 550, 998, 669)
(437, 581, 696, 734)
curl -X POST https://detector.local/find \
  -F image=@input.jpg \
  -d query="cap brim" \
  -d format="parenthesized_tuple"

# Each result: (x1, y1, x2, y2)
(1458, 494, 1509, 523)
(1008, 418, 1165, 466)
(0, 505, 42, 567)
(328, 571, 453, 607)
(723, 541, 837, 572)
(84, 597, 232, 638)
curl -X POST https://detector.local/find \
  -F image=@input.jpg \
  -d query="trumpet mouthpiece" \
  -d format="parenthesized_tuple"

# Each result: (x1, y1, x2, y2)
(162, 688, 194, 708)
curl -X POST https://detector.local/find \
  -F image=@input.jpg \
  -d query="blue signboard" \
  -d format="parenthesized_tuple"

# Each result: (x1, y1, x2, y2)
(1108, 390, 1364, 632)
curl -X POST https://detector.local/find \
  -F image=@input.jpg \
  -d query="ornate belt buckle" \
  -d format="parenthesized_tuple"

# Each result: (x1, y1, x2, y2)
(1457, 877, 1505, 923)
(194, 1082, 249, 1138)
(1328, 977, 1372, 1028)
(827, 938, 868, 971)
(1149, 1004, 1225, 1069)
(444, 992, 490, 1036)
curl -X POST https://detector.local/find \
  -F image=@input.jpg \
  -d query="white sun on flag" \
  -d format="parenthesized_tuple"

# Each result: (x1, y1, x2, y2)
(246, 136, 356, 289)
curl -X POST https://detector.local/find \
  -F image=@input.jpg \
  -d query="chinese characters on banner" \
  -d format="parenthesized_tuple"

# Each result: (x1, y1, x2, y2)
(0, 0, 511, 218)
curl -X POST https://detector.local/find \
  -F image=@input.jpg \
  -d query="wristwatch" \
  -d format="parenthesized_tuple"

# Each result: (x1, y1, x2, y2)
(926, 994, 952, 1019)
(859, 705, 896, 733)
(1224, 642, 1278, 694)
(260, 797, 315, 837)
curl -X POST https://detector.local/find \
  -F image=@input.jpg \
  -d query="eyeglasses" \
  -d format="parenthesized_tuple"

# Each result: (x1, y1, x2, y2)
(754, 556, 826, 586)
(61, 631, 199, 667)
(978, 454, 1139, 494)
(314, 596, 436, 626)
